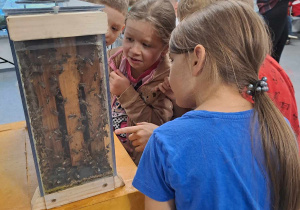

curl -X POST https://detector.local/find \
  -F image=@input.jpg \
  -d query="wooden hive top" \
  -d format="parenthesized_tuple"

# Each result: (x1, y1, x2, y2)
(6, 11, 107, 41)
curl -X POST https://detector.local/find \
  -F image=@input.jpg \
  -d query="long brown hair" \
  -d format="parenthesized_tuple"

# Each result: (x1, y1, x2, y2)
(170, 1, 300, 209)
(126, 0, 176, 46)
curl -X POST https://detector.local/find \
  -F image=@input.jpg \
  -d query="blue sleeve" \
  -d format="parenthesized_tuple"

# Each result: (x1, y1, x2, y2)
(132, 132, 174, 202)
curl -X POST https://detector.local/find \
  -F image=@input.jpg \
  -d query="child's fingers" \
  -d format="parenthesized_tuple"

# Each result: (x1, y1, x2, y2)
(162, 81, 171, 90)
(131, 139, 145, 152)
(134, 145, 144, 152)
(161, 77, 171, 90)
(110, 71, 117, 78)
(115, 126, 141, 135)
(128, 133, 139, 141)
(115, 69, 126, 78)
(131, 138, 140, 146)
(109, 76, 114, 86)
(164, 77, 171, 87)
(157, 83, 167, 93)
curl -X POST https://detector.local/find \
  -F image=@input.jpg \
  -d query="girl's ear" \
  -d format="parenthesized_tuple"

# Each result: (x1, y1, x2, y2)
(192, 45, 206, 76)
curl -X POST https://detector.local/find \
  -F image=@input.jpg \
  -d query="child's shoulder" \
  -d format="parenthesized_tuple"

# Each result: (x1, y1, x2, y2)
(155, 110, 254, 139)
(151, 57, 171, 81)
(152, 110, 254, 153)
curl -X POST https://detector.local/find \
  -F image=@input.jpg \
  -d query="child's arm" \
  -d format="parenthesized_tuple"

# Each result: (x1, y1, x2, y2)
(110, 69, 173, 125)
(145, 196, 175, 210)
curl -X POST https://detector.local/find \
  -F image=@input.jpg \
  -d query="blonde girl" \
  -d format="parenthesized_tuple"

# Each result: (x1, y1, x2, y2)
(133, 1, 300, 209)
(108, 0, 176, 165)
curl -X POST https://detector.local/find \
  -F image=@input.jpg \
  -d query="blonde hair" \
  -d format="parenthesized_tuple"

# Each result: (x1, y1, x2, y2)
(170, 1, 300, 209)
(177, 0, 254, 21)
(84, 0, 129, 15)
(178, 0, 206, 21)
(127, 0, 176, 46)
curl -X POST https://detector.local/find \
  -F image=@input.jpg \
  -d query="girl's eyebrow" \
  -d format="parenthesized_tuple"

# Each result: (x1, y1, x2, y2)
(138, 36, 152, 43)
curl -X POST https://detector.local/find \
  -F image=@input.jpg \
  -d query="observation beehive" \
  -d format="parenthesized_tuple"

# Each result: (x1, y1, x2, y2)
(4, 1, 121, 209)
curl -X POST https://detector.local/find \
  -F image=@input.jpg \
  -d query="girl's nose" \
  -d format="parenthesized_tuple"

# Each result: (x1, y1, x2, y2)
(130, 42, 141, 55)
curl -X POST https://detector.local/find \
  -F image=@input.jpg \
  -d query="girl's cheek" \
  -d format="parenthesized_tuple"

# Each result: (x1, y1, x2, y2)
(123, 43, 131, 51)
(122, 44, 129, 52)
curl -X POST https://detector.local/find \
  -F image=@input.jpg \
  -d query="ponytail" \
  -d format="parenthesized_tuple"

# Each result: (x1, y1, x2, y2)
(254, 92, 300, 210)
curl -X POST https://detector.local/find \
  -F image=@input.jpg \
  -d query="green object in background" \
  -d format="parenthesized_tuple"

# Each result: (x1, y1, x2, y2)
(0, 15, 5, 27)
(0, 7, 6, 28)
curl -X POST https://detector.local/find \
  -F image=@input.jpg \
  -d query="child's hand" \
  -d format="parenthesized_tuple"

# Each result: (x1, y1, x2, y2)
(109, 70, 130, 96)
(155, 77, 175, 101)
(114, 122, 159, 152)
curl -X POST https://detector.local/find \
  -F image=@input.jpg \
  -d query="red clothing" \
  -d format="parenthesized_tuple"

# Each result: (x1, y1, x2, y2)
(259, 55, 300, 144)
(292, 0, 300, 16)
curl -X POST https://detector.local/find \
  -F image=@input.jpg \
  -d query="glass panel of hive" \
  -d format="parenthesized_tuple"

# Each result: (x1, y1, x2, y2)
(13, 34, 114, 194)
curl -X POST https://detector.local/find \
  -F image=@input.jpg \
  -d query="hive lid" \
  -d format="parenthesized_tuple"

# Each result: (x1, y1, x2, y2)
(7, 10, 107, 41)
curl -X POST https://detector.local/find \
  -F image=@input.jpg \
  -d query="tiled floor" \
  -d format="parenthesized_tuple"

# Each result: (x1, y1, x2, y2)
(0, 34, 300, 125)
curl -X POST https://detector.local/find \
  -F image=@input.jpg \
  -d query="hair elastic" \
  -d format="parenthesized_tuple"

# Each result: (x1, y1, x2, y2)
(246, 77, 269, 100)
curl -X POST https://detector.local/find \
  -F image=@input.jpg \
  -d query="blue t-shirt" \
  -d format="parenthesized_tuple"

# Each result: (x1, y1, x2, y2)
(133, 110, 271, 210)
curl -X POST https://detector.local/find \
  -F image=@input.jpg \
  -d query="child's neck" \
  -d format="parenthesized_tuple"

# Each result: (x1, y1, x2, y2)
(128, 59, 161, 80)
(195, 84, 253, 112)
(131, 67, 144, 79)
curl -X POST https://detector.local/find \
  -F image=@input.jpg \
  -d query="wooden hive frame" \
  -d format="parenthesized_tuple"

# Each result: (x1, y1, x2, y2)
(6, 11, 124, 209)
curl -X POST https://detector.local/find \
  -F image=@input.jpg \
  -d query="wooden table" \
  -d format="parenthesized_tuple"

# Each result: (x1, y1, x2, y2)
(0, 121, 144, 210)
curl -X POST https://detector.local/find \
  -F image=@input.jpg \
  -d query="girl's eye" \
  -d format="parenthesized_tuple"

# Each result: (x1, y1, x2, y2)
(143, 43, 150, 47)
(126, 37, 133, 42)
(112, 27, 119, 32)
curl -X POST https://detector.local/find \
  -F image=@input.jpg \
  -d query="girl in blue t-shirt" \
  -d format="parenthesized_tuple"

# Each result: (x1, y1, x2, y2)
(131, 1, 300, 210)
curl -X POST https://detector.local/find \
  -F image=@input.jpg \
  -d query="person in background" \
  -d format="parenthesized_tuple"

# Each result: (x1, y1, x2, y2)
(108, 0, 176, 165)
(257, 0, 289, 63)
(84, 0, 128, 47)
(133, 1, 300, 209)
(286, 0, 298, 45)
